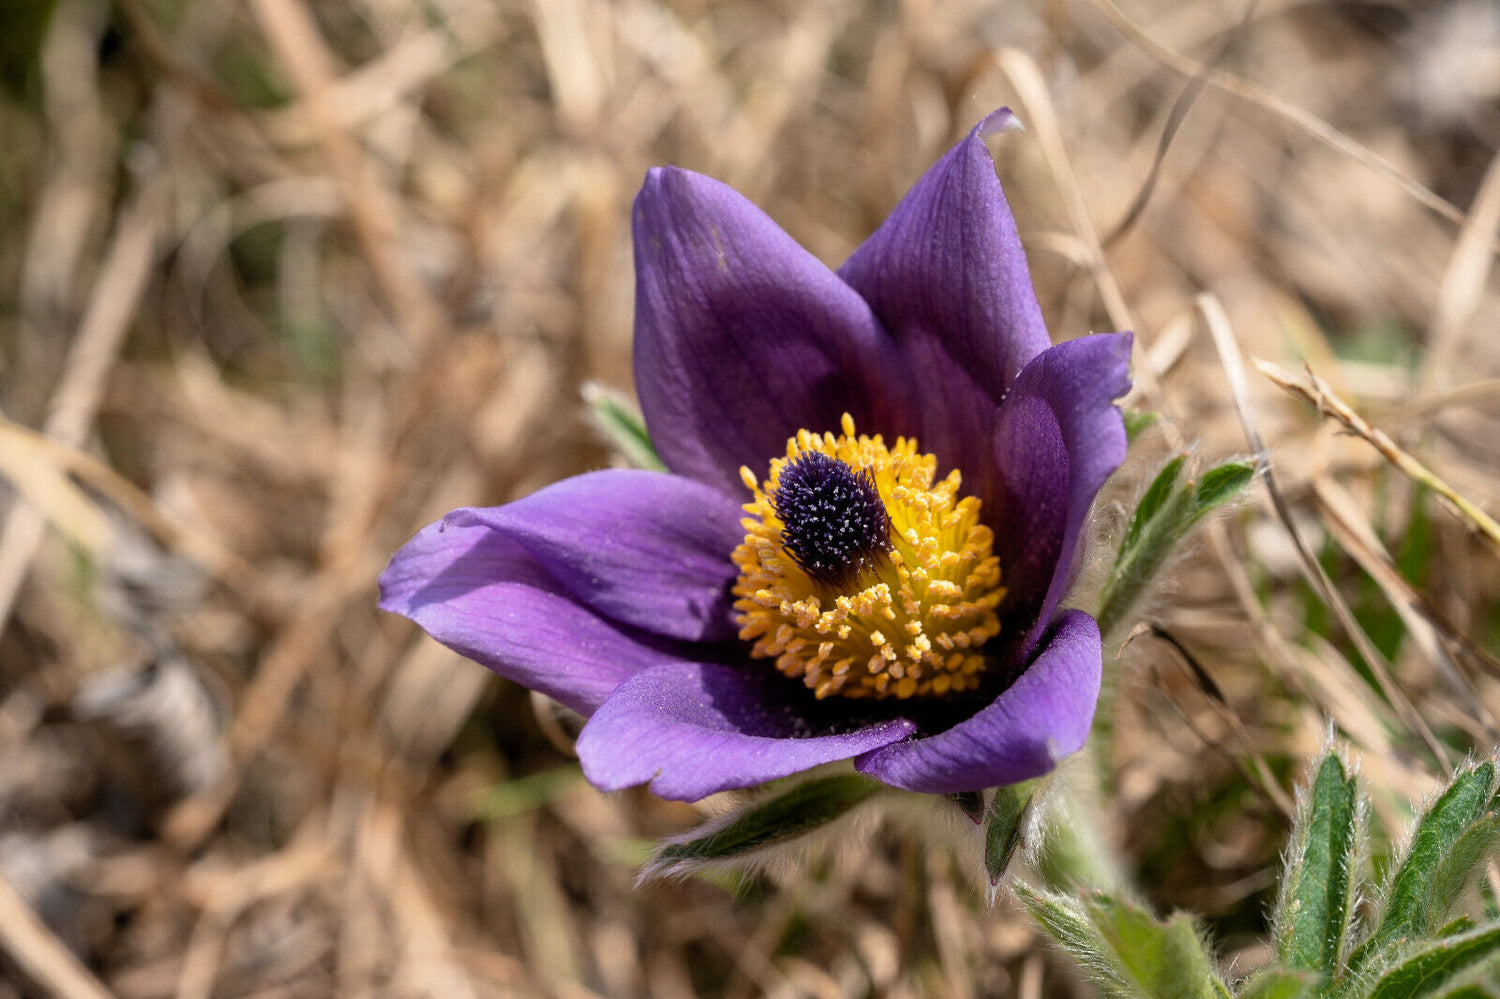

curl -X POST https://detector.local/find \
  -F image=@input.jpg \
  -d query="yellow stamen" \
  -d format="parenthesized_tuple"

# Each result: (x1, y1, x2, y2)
(731, 414, 1005, 700)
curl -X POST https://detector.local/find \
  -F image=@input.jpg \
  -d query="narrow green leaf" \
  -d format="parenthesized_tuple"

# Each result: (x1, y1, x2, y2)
(1188, 461, 1256, 524)
(1083, 894, 1227, 999)
(1435, 986, 1500, 999)
(1351, 760, 1498, 975)
(1427, 816, 1500, 931)
(1014, 884, 1135, 998)
(472, 765, 586, 822)
(1097, 457, 1252, 641)
(641, 775, 881, 880)
(1118, 454, 1187, 560)
(1429, 955, 1500, 998)
(1366, 923, 1500, 998)
(1274, 752, 1361, 975)
(1124, 408, 1159, 444)
(1016, 884, 1225, 999)
(1236, 969, 1321, 999)
(582, 382, 665, 471)
(985, 782, 1035, 885)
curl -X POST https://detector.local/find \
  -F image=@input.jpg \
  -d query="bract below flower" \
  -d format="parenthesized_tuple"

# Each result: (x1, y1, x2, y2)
(380, 109, 1132, 801)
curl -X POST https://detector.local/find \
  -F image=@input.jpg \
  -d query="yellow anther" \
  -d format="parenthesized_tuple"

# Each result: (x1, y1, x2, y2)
(730, 415, 1006, 700)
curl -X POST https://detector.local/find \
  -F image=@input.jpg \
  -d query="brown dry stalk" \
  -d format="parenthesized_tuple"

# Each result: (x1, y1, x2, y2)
(1258, 358, 1500, 556)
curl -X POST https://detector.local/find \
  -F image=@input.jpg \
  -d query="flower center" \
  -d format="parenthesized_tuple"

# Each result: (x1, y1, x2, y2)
(732, 414, 1005, 700)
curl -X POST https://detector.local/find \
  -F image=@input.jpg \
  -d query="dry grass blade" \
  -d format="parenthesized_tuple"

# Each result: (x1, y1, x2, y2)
(1087, 0, 1500, 255)
(0, 179, 165, 627)
(1258, 358, 1500, 556)
(1201, 294, 1451, 770)
(1313, 477, 1499, 740)
(5, 0, 1499, 994)
(0, 870, 116, 999)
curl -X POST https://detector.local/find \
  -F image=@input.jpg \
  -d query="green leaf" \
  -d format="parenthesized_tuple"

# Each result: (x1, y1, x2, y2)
(1235, 969, 1321, 999)
(1274, 752, 1362, 975)
(1097, 456, 1254, 640)
(1015, 885, 1227, 999)
(1014, 884, 1135, 997)
(1084, 895, 1228, 999)
(1429, 953, 1500, 998)
(985, 782, 1035, 885)
(472, 766, 586, 822)
(1427, 816, 1500, 932)
(1189, 462, 1256, 524)
(582, 382, 665, 471)
(1118, 454, 1187, 560)
(1351, 760, 1498, 975)
(1366, 924, 1500, 998)
(640, 775, 882, 880)
(1124, 408, 1159, 444)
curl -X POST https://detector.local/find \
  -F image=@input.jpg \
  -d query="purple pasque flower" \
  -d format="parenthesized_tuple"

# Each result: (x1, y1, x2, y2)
(380, 109, 1132, 801)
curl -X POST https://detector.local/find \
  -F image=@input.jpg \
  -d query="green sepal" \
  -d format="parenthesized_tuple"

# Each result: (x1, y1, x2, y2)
(582, 382, 665, 471)
(984, 782, 1035, 885)
(1350, 760, 1498, 975)
(1014, 885, 1228, 999)
(1364, 923, 1500, 999)
(1273, 751, 1362, 976)
(1236, 969, 1321, 999)
(639, 774, 882, 881)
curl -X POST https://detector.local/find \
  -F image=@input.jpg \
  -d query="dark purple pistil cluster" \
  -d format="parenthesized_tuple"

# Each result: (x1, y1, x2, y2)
(771, 451, 893, 587)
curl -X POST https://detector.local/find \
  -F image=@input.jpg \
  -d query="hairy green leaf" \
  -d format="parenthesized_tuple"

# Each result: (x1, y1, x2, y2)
(1119, 454, 1186, 558)
(1083, 894, 1228, 999)
(1274, 752, 1361, 975)
(641, 775, 881, 880)
(1366, 924, 1500, 998)
(1427, 816, 1500, 931)
(1016, 885, 1226, 998)
(1236, 969, 1321, 999)
(1014, 885, 1135, 998)
(1097, 456, 1252, 640)
(1351, 760, 1498, 975)
(1189, 462, 1256, 523)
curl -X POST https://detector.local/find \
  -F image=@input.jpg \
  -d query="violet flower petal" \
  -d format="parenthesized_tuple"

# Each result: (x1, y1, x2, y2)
(459, 470, 744, 642)
(989, 332, 1133, 652)
(577, 661, 917, 801)
(853, 610, 1101, 793)
(379, 517, 697, 715)
(838, 109, 1050, 474)
(632, 166, 907, 497)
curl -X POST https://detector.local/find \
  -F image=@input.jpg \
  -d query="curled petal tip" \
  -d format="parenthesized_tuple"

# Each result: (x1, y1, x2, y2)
(976, 107, 1023, 138)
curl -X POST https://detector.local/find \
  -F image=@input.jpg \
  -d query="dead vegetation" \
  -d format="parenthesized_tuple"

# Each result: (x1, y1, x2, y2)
(1, 0, 1499, 995)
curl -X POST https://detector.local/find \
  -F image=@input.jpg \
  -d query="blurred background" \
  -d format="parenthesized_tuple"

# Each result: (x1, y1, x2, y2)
(1, 0, 1499, 995)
